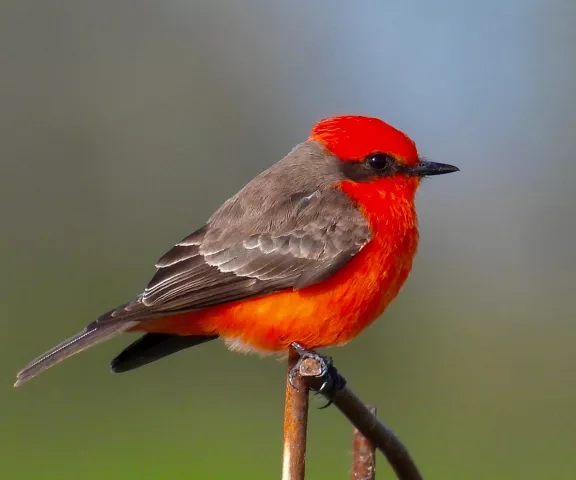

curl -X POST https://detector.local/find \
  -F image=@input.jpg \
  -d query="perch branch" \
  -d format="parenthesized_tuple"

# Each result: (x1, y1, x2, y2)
(281, 347, 310, 480)
(297, 356, 423, 480)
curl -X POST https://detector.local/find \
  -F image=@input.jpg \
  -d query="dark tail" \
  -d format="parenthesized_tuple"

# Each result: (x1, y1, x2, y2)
(14, 321, 137, 387)
(111, 333, 218, 373)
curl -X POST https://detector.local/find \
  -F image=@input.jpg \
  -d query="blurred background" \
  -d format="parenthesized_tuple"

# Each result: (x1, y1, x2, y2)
(2, 0, 575, 478)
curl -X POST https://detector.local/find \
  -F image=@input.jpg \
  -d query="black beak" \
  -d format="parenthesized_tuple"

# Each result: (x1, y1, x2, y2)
(409, 160, 460, 177)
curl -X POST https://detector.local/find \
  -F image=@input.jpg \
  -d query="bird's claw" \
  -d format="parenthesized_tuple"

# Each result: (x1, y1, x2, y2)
(288, 365, 300, 391)
(288, 342, 346, 408)
(313, 363, 346, 408)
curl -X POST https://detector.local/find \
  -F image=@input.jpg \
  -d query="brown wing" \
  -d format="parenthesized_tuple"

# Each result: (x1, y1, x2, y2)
(93, 187, 370, 324)
(144, 187, 369, 310)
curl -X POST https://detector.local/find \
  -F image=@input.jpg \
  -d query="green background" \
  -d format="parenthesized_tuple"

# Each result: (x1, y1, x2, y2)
(2, 1, 575, 478)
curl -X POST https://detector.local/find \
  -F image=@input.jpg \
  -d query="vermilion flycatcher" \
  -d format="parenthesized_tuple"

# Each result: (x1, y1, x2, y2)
(15, 115, 458, 387)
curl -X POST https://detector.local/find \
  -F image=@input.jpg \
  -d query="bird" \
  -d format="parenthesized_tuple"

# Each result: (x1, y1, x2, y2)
(15, 115, 458, 387)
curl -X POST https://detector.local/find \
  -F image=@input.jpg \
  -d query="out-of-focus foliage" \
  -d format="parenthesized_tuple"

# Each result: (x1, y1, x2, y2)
(2, 1, 575, 478)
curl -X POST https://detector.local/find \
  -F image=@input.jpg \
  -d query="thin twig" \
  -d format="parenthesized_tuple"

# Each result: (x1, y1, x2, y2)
(298, 357, 423, 480)
(351, 405, 377, 480)
(281, 347, 310, 480)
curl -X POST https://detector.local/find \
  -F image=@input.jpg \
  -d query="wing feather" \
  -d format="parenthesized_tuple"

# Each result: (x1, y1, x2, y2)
(96, 188, 371, 323)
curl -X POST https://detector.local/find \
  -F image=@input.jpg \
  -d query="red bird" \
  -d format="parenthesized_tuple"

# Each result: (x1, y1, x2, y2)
(15, 115, 458, 386)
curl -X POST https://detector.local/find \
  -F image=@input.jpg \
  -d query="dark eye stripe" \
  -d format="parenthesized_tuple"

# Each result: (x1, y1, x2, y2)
(339, 152, 398, 182)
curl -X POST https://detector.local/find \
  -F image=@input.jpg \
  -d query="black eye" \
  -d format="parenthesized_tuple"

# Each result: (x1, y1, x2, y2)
(366, 153, 394, 171)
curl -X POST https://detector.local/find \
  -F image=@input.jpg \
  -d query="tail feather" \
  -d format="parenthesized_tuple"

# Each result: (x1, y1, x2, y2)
(14, 321, 137, 387)
(111, 333, 218, 373)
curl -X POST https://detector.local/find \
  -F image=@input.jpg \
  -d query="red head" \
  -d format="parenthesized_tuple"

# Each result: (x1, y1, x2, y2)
(310, 115, 419, 166)
(309, 115, 458, 180)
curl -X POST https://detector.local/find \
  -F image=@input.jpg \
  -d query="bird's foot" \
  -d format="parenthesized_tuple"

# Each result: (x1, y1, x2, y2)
(288, 342, 346, 408)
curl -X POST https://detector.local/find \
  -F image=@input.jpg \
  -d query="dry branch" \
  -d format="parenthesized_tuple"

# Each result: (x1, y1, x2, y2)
(351, 406, 377, 480)
(281, 347, 310, 480)
(297, 356, 423, 480)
